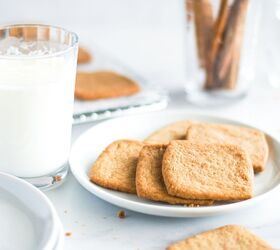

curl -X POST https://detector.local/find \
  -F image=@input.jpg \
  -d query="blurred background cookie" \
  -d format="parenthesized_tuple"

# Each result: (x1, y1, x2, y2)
(75, 70, 140, 100)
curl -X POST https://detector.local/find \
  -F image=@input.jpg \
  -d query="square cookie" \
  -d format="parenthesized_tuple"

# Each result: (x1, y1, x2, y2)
(162, 141, 253, 201)
(144, 120, 192, 144)
(167, 225, 273, 250)
(89, 140, 144, 193)
(186, 123, 269, 173)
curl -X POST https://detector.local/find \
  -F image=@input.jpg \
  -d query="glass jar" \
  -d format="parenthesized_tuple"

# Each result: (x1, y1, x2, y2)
(261, 0, 280, 88)
(184, 0, 262, 106)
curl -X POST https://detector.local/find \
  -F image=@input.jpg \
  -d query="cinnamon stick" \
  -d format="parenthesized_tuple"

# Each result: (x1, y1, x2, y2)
(210, 0, 229, 65)
(223, 3, 246, 90)
(193, 0, 214, 68)
(192, 0, 249, 91)
(205, 0, 229, 89)
(215, 0, 249, 84)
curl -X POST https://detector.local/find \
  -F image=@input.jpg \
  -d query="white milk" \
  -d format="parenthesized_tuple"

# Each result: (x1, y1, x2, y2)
(0, 39, 76, 177)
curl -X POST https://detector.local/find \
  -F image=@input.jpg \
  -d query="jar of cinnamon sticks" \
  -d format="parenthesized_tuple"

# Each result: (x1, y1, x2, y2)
(185, 0, 261, 105)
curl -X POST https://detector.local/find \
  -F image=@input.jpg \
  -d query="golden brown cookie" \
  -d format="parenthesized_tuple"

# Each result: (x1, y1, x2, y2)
(162, 141, 253, 201)
(145, 121, 192, 144)
(136, 144, 213, 206)
(89, 140, 144, 193)
(167, 225, 273, 250)
(186, 123, 269, 173)
(77, 47, 92, 64)
(75, 71, 140, 100)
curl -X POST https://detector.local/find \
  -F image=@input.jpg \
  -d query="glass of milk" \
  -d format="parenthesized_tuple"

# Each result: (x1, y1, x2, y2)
(0, 24, 78, 190)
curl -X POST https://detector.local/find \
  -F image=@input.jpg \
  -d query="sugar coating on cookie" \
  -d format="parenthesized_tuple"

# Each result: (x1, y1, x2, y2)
(167, 225, 273, 250)
(145, 121, 192, 144)
(162, 141, 253, 201)
(89, 140, 144, 193)
(136, 144, 213, 206)
(78, 47, 92, 64)
(75, 71, 140, 100)
(186, 123, 269, 173)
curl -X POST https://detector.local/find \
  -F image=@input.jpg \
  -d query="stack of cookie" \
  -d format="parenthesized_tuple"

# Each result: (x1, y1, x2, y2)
(89, 120, 268, 206)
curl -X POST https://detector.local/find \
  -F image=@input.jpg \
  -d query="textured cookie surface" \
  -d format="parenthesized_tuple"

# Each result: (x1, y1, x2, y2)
(78, 47, 92, 64)
(145, 121, 192, 144)
(75, 71, 140, 100)
(162, 141, 253, 201)
(186, 123, 268, 173)
(136, 144, 213, 206)
(167, 225, 273, 250)
(89, 140, 144, 193)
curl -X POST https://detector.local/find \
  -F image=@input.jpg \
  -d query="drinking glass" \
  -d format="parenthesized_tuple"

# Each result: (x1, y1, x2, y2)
(0, 24, 78, 190)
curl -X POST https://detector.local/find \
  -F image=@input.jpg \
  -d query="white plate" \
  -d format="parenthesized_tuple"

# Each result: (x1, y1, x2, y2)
(70, 111, 280, 217)
(0, 172, 64, 249)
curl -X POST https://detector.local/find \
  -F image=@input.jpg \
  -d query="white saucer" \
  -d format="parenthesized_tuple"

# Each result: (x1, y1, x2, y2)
(70, 111, 280, 217)
(0, 172, 64, 249)
(52, 214, 65, 250)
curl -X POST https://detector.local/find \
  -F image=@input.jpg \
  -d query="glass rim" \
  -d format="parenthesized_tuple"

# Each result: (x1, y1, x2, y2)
(0, 24, 79, 60)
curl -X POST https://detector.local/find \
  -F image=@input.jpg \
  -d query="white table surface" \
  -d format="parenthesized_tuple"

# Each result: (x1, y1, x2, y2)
(46, 85, 280, 250)
(1, 0, 279, 248)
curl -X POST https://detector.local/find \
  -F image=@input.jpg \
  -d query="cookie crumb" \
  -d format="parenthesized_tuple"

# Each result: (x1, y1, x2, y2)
(53, 175, 62, 182)
(117, 210, 126, 219)
(65, 232, 72, 237)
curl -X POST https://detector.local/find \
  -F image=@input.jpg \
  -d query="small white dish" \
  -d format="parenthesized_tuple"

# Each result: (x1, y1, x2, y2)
(70, 111, 280, 217)
(0, 172, 64, 249)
